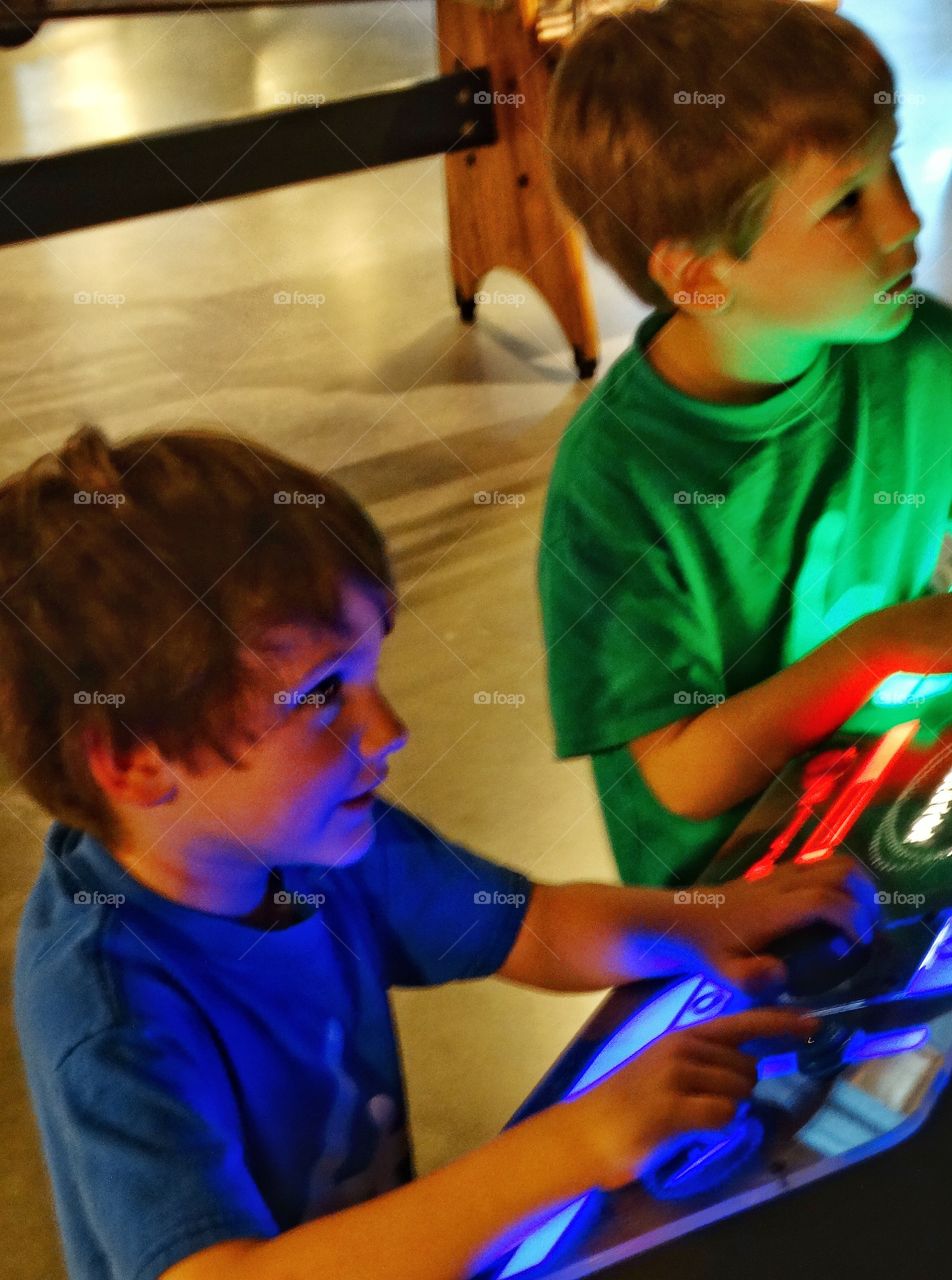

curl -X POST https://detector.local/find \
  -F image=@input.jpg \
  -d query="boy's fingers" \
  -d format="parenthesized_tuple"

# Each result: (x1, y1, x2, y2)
(674, 1063, 758, 1100)
(691, 1007, 820, 1045)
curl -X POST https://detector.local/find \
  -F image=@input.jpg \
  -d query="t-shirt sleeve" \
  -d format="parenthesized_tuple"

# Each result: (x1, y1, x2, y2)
(538, 438, 722, 759)
(52, 1006, 278, 1280)
(355, 801, 534, 988)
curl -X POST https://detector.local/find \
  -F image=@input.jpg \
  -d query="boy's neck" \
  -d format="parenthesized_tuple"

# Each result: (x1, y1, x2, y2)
(646, 309, 823, 406)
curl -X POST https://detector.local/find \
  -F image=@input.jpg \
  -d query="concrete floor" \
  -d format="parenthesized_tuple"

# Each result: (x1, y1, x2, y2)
(0, 1, 949, 1276)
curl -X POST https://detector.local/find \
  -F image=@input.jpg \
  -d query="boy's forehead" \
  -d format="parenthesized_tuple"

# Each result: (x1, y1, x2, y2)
(767, 118, 898, 221)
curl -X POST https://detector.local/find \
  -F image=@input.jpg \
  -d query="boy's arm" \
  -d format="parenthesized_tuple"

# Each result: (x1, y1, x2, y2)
(161, 1100, 600, 1280)
(630, 611, 900, 822)
(497, 857, 876, 994)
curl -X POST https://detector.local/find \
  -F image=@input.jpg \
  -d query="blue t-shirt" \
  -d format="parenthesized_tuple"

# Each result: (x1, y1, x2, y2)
(14, 799, 533, 1280)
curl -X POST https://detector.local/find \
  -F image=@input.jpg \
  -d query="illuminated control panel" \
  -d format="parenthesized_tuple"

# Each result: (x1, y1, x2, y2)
(478, 723, 952, 1280)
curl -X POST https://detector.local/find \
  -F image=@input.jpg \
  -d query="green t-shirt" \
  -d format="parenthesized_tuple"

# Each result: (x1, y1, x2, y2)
(538, 295, 952, 887)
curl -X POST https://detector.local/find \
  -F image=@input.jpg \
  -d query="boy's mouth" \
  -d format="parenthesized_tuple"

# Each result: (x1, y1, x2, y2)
(340, 773, 387, 808)
(881, 259, 918, 292)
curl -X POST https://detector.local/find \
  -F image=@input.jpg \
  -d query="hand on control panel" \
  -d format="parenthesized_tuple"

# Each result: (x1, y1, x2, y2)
(678, 854, 880, 996)
(564, 1006, 820, 1193)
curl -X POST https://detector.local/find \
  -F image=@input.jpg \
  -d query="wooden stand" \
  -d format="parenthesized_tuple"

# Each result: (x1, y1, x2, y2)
(435, 0, 599, 377)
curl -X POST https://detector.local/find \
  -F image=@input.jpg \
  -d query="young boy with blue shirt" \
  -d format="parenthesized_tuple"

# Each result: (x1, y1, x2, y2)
(7, 423, 874, 1279)
(538, 0, 952, 887)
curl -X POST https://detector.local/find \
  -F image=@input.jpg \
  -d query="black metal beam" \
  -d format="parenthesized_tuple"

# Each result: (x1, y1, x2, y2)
(0, 67, 496, 246)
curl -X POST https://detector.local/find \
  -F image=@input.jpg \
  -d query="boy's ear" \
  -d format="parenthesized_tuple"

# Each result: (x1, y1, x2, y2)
(82, 726, 178, 807)
(648, 238, 734, 310)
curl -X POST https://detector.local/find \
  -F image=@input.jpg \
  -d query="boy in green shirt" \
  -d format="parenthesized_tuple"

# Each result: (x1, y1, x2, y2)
(538, 0, 952, 886)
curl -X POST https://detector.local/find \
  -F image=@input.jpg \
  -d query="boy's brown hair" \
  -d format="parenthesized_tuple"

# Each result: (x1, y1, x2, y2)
(0, 424, 395, 850)
(545, 0, 896, 310)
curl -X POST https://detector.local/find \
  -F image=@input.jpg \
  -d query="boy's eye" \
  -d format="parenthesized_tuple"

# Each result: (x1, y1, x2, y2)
(828, 143, 902, 219)
(831, 188, 862, 216)
(300, 672, 343, 711)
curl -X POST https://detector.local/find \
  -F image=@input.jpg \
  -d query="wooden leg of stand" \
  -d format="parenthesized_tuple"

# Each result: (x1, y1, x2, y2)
(435, 0, 599, 378)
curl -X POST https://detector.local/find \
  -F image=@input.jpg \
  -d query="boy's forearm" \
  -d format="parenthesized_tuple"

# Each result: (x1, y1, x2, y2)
(633, 618, 890, 822)
(240, 1101, 600, 1280)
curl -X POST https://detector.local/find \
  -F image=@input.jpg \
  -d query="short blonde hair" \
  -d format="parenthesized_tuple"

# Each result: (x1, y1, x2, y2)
(545, 0, 896, 309)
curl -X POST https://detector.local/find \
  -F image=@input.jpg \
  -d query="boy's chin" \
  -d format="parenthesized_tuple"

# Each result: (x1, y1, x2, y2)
(831, 302, 917, 345)
(311, 814, 376, 866)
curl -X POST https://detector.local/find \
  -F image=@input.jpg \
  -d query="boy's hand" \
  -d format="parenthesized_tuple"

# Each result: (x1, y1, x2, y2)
(675, 855, 880, 995)
(565, 1007, 820, 1192)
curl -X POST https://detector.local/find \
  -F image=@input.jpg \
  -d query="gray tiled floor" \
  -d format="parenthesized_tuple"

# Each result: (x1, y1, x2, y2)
(1, 2, 949, 1276)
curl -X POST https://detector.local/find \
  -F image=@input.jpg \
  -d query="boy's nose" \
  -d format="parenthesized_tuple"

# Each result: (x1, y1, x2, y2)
(362, 690, 409, 761)
(882, 181, 922, 254)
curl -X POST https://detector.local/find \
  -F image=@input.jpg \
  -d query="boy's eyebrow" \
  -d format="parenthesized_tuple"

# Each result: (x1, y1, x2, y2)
(816, 122, 900, 205)
(287, 648, 347, 694)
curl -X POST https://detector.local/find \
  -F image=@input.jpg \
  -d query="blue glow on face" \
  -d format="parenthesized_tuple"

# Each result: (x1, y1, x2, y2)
(872, 672, 952, 707)
(495, 1196, 594, 1279)
(906, 915, 952, 997)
